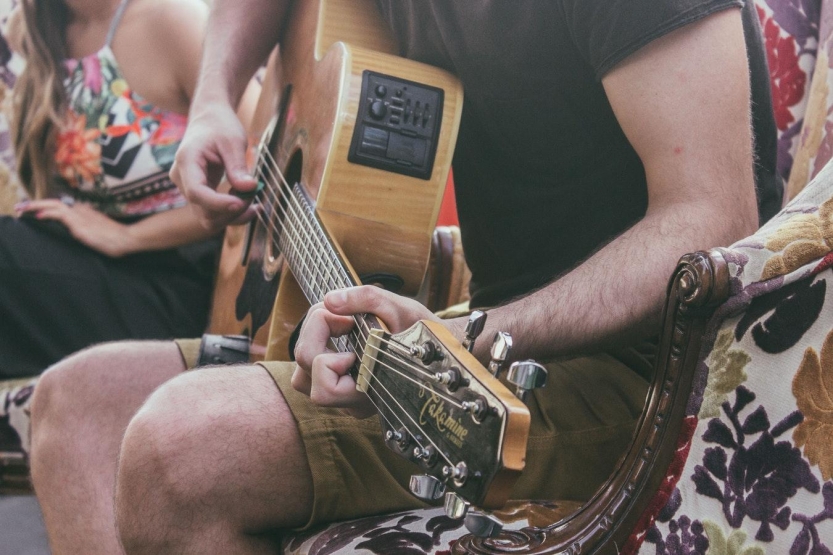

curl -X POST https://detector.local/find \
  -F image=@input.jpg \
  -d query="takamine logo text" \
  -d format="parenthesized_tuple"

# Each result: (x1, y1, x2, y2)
(419, 387, 469, 448)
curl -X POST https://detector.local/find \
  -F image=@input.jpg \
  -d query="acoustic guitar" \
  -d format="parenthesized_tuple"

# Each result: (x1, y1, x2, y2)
(207, 0, 540, 530)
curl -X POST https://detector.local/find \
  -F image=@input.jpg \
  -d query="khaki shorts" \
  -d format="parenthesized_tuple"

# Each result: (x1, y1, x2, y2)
(177, 335, 652, 530)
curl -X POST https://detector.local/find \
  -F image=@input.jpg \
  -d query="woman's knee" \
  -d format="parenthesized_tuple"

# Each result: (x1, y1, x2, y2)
(31, 341, 179, 428)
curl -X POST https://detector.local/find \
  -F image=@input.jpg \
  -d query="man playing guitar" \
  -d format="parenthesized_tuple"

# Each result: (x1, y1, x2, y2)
(29, 0, 782, 552)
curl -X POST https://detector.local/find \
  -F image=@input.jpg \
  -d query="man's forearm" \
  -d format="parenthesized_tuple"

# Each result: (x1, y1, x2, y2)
(453, 196, 756, 364)
(195, 0, 291, 108)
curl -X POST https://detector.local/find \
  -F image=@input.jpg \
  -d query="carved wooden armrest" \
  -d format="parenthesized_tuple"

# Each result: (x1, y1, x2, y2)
(452, 250, 730, 554)
(419, 226, 472, 312)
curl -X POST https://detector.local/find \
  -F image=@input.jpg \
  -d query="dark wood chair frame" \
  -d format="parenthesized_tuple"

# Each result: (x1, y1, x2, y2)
(453, 249, 730, 554)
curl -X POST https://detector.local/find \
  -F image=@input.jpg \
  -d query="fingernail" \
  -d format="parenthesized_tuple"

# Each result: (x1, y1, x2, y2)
(233, 171, 252, 183)
(14, 201, 29, 210)
(328, 290, 347, 307)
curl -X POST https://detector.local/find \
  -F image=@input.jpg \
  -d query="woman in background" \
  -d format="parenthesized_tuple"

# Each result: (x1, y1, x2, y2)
(0, 0, 256, 379)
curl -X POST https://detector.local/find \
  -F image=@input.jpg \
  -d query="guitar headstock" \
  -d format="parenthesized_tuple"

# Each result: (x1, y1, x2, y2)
(356, 315, 539, 511)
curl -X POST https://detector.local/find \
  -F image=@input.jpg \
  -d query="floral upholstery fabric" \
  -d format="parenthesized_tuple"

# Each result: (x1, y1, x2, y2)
(282, 501, 581, 555)
(623, 158, 833, 555)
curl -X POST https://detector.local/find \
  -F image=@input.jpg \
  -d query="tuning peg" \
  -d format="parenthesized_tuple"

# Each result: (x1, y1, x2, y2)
(409, 474, 445, 501)
(445, 492, 505, 538)
(462, 310, 487, 352)
(488, 332, 513, 377)
(413, 445, 438, 467)
(464, 511, 504, 538)
(444, 491, 469, 519)
(506, 360, 548, 402)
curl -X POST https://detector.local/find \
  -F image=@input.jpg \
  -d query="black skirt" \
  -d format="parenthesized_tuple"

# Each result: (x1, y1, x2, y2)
(0, 216, 221, 379)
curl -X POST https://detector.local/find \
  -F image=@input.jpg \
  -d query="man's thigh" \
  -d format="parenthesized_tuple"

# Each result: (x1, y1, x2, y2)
(120, 362, 315, 530)
(257, 348, 649, 529)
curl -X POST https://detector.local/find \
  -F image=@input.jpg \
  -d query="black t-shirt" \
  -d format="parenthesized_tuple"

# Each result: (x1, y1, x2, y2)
(375, 0, 782, 308)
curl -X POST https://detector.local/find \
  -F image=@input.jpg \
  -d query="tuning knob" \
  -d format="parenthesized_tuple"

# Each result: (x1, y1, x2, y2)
(488, 332, 513, 377)
(465, 511, 504, 538)
(444, 492, 505, 538)
(444, 491, 469, 519)
(506, 360, 548, 402)
(462, 310, 487, 352)
(409, 474, 445, 501)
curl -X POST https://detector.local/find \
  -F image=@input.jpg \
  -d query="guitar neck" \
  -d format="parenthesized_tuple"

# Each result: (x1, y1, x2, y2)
(276, 182, 380, 355)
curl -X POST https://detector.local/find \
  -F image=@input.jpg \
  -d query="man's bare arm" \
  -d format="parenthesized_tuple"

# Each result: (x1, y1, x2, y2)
(193, 0, 290, 108)
(171, 0, 293, 229)
(455, 8, 758, 363)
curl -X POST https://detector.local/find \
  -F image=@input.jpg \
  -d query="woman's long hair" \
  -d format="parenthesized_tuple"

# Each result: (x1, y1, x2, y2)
(12, 0, 70, 199)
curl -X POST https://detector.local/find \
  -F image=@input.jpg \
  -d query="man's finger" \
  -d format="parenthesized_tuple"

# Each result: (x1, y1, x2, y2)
(324, 286, 428, 332)
(217, 135, 258, 195)
(309, 352, 361, 407)
(174, 150, 249, 218)
(228, 205, 259, 226)
(293, 308, 355, 370)
(290, 365, 312, 396)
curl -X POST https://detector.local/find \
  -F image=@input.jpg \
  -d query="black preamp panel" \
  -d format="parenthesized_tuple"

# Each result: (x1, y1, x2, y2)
(348, 71, 444, 180)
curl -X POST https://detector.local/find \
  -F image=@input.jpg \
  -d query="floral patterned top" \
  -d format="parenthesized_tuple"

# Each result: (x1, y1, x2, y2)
(56, 43, 188, 218)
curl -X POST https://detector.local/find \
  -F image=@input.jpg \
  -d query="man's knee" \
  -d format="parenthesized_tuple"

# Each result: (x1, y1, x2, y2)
(115, 364, 308, 548)
(115, 366, 265, 546)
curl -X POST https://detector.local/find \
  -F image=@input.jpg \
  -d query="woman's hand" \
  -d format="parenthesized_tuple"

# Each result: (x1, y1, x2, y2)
(16, 199, 133, 257)
(291, 286, 441, 418)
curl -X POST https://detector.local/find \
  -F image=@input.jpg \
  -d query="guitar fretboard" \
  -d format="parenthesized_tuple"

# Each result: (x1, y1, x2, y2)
(276, 183, 379, 355)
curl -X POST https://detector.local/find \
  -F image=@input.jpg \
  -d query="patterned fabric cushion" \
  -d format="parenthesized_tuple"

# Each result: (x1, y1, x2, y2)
(0, 378, 34, 454)
(0, 378, 35, 492)
(624, 157, 833, 554)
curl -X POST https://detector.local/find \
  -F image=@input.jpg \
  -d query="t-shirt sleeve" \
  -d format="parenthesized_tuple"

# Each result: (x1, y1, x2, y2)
(561, 0, 744, 80)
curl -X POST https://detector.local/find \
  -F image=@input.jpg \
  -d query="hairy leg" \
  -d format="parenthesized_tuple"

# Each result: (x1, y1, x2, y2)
(115, 364, 314, 554)
(29, 341, 186, 555)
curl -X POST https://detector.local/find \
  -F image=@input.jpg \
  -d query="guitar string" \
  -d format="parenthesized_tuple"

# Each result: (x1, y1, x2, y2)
(246, 176, 466, 409)
(251, 154, 472, 396)
(249, 163, 368, 357)
(250, 146, 484, 416)
(251, 163, 467, 396)
(360, 368, 455, 468)
(358, 373, 457, 471)
(356, 360, 429, 454)
(246, 151, 471, 461)
(360, 345, 464, 408)
(252, 153, 438, 375)
(251, 156, 462, 388)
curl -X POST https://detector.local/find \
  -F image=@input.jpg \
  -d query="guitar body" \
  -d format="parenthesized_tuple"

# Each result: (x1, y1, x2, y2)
(207, 0, 464, 361)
